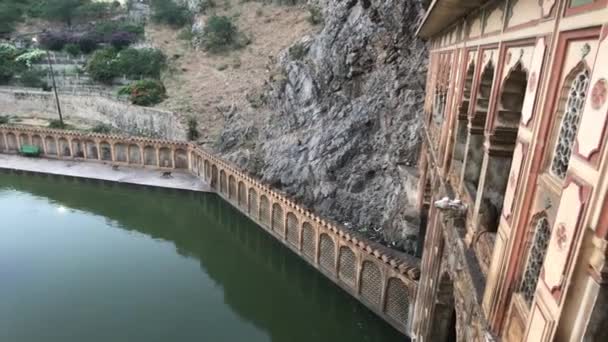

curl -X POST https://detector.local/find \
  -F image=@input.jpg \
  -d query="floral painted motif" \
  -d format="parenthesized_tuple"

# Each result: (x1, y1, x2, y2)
(591, 79, 607, 110)
(556, 224, 568, 250)
(528, 72, 537, 93)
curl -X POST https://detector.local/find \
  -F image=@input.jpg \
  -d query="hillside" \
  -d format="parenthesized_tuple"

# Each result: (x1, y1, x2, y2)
(147, 0, 316, 143)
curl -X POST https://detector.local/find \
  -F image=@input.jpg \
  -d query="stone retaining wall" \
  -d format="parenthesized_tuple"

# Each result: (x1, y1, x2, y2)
(0, 125, 420, 337)
(0, 89, 184, 140)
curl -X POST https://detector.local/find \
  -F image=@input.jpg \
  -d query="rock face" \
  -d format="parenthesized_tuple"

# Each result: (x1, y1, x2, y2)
(217, 0, 427, 253)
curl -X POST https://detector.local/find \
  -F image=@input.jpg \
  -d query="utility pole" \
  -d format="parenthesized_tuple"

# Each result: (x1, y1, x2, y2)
(33, 37, 63, 127)
(46, 50, 64, 127)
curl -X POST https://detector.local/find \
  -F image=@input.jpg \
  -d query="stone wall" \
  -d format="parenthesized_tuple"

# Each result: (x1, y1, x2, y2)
(0, 89, 185, 140)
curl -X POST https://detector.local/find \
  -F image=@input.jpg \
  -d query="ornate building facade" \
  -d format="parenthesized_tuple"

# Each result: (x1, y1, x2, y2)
(412, 0, 608, 341)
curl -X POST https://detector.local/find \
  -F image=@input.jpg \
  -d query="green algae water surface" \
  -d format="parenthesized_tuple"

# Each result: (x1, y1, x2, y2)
(0, 171, 406, 342)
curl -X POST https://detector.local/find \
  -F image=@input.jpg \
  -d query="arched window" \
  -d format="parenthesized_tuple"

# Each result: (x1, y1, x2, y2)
(452, 62, 475, 167)
(519, 216, 551, 305)
(463, 61, 495, 196)
(550, 68, 590, 179)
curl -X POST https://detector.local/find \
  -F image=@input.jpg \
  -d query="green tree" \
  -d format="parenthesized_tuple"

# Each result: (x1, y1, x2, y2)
(86, 48, 119, 84)
(150, 0, 192, 28)
(202, 15, 238, 53)
(42, 0, 87, 26)
(0, 1, 23, 34)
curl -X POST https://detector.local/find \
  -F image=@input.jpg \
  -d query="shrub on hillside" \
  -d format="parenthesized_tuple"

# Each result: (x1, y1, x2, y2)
(119, 79, 167, 106)
(110, 31, 136, 50)
(39, 31, 69, 51)
(64, 43, 80, 56)
(48, 119, 66, 129)
(91, 123, 112, 134)
(0, 1, 23, 34)
(201, 15, 241, 53)
(116, 48, 167, 79)
(18, 68, 47, 88)
(307, 5, 323, 25)
(86, 48, 119, 84)
(0, 44, 23, 84)
(151, 0, 193, 28)
(95, 20, 145, 39)
(76, 33, 100, 54)
(187, 117, 199, 141)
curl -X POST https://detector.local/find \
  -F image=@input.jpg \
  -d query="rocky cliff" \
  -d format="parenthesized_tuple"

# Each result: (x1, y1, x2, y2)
(217, 0, 427, 253)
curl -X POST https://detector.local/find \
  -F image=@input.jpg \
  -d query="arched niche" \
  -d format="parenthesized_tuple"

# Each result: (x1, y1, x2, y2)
(100, 141, 112, 161)
(476, 62, 528, 233)
(129, 144, 141, 164)
(463, 61, 495, 197)
(144, 146, 156, 166)
(174, 148, 187, 169)
(453, 62, 476, 169)
(44, 136, 57, 155)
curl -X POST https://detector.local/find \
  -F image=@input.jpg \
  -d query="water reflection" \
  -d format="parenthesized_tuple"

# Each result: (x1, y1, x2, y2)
(0, 171, 406, 342)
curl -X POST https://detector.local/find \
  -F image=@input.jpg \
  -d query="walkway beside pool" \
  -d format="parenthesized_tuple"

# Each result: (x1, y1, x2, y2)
(0, 154, 211, 192)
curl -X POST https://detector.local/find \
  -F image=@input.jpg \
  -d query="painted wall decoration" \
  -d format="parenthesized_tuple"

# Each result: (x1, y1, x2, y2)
(576, 31, 608, 161)
(522, 38, 546, 125)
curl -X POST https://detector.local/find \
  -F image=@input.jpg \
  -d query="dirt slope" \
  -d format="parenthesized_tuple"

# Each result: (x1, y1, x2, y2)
(147, 1, 316, 143)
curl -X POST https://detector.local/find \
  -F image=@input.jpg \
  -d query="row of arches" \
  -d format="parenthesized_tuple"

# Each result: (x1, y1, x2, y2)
(0, 131, 189, 169)
(191, 152, 414, 330)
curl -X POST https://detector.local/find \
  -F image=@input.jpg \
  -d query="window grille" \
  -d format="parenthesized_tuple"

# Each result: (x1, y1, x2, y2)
(286, 213, 299, 246)
(519, 217, 551, 305)
(360, 261, 383, 306)
(272, 203, 284, 234)
(319, 234, 336, 272)
(302, 223, 315, 260)
(551, 69, 590, 179)
(338, 247, 356, 286)
(385, 278, 410, 326)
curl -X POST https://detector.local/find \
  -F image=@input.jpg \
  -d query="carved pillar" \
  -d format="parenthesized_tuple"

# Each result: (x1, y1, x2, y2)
(82, 141, 88, 159)
(96, 141, 101, 160)
(140, 145, 145, 166)
(67, 138, 73, 158)
(171, 148, 175, 169)
(460, 116, 486, 198)
(2, 133, 7, 152)
(156, 147, 160, 168)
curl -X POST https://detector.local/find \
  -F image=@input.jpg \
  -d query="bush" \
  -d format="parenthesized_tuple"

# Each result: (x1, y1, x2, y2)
(151, 0, 193, 28)
(0, 115, 8, 125)
(87, 47, 167, 84)
(116, 48, 167, 79)
(178, 28, 194, 41)
(0, 1, 22, 34)
(86, 48, 119, 84)
(77, 33, 99, 54)
(92, 123, 112, 134)
(64, 43, 80, 56)
(18, 68, 47, 88)
(38, 31, 69, 51)
(289, 43, 307, 61)
(307, 5, 323, 25)
(201, 15, 240, 53)
(110, 31, 136, 50)
(0, 44, 23, 84)
(95, 20, 144, 38)
(119, 79, 167, 106)
(48, 119, 65, 129)
(187, 117, 199, 141)
(75, 2, 113, 20)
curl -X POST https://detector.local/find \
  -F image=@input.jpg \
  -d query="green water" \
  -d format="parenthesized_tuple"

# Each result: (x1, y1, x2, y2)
(0, 172, 406, 342)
